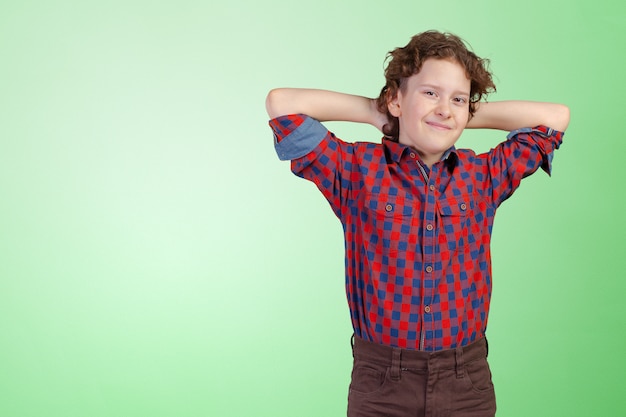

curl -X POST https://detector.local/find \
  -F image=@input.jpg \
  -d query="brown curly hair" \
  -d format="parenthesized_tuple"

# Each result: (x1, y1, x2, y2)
(376, 30, 496, 140)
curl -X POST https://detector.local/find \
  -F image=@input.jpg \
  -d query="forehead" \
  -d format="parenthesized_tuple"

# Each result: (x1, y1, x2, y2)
(410, 58, 470, 93)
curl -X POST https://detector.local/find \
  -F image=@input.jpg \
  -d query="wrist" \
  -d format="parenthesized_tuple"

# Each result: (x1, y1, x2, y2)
(367, 98, 387, 131)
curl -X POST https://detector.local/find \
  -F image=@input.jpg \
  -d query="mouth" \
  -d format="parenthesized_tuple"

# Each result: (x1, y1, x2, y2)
(425, 121, 452, 131)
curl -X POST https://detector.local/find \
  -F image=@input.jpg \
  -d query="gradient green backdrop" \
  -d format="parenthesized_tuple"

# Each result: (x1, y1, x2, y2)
(1, 1, 624, 416)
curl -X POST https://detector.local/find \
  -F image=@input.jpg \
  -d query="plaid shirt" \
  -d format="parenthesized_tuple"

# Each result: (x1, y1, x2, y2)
(270, 114, 563, 351)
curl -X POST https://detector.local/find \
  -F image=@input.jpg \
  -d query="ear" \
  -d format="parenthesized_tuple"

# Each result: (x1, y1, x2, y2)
(387, 92, 402, 117)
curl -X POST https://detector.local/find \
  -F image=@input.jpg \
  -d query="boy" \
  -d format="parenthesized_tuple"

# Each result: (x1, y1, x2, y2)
(265, 30, 569, 417)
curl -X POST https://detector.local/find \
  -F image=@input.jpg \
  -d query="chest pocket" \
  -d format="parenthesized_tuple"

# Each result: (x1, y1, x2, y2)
(361, 192, 416, 254)
(437, 197, 472, 251)
(366, 196, 415, 217)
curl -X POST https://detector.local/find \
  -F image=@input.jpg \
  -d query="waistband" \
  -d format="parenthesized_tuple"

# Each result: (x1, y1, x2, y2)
(352, 336, 488, 371)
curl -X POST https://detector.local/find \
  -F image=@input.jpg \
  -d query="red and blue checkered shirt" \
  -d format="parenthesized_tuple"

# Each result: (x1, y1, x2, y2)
(270, 114, 564, 351)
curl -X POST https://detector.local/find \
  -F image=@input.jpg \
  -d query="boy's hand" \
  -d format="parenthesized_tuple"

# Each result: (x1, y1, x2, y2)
(370, 98, 391, 134)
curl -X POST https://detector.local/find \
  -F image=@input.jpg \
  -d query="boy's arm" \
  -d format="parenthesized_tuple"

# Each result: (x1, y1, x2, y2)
(266, 90, 570, 133)
(265, 88, 388, 131)
(467, 101, 570, 132)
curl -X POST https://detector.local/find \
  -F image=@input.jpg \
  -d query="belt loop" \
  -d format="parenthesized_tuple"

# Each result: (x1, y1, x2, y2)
(390, 347, 401, 381)
(485, 337, 489, 357)
(455, 345, 464, 379)
(350, 334, 355, 357)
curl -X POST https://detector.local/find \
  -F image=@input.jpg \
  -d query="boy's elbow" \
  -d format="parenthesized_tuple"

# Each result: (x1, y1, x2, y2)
(265, 88, 287, 119)
(554, 104, 570, 132)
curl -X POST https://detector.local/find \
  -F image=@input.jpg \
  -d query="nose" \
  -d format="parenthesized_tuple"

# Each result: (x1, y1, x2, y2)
(435, 100, 451, 118)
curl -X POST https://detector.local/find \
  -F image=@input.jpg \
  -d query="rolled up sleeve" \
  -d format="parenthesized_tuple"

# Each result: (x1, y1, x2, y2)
(506, 125, 564, 175)
(269, 114, 328, 161)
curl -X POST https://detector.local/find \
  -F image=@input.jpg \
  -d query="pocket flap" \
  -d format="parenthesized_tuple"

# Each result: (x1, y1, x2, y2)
(437, 197, 470, 216)
(365, 193, 415, 217)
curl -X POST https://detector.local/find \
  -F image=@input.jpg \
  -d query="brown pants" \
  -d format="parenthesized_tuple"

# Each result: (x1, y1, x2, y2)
(347, 336, 496, 417)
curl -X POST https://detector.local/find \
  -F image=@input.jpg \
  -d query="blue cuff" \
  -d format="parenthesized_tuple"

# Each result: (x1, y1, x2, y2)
(274, 116, 327, 161)
(506, 126, 557, 140)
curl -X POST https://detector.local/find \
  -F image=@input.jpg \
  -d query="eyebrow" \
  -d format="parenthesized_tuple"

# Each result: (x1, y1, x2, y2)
(419, 83, 470, 96)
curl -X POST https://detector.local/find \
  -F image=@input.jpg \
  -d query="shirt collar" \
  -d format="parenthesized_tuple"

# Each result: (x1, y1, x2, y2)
(383, 138, 459, 170)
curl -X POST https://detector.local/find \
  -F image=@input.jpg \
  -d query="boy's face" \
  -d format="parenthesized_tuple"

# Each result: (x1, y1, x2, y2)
(388, 58, 471, 167)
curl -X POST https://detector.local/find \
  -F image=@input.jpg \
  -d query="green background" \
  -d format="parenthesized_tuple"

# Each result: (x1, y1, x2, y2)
(1, 0, 624, 416)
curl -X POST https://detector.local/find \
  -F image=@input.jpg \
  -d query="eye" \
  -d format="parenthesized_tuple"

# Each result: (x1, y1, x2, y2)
(453, 97, 468, 105)
(424, 90, 436, 97)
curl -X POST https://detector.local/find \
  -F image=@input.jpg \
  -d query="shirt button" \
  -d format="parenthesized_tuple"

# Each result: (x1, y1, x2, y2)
(409, 152, 416, 159)
(460, 203, 467, 210)
(385, 204, 393, 212)
(424, 305, 431, 313)
(426, 224, 433, 231)
(425, 265, 433, 273)
(429, 184, 435, 191)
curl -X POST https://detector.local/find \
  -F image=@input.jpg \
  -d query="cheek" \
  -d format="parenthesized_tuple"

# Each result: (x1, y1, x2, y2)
(409, 101, 430, 119)
(455, 110, 470, 126)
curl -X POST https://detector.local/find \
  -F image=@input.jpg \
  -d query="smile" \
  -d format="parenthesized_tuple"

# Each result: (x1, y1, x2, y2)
(426, 121, 452, 130)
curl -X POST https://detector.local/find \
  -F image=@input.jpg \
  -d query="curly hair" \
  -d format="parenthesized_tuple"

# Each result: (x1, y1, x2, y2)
(376, 31, 496, 140)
